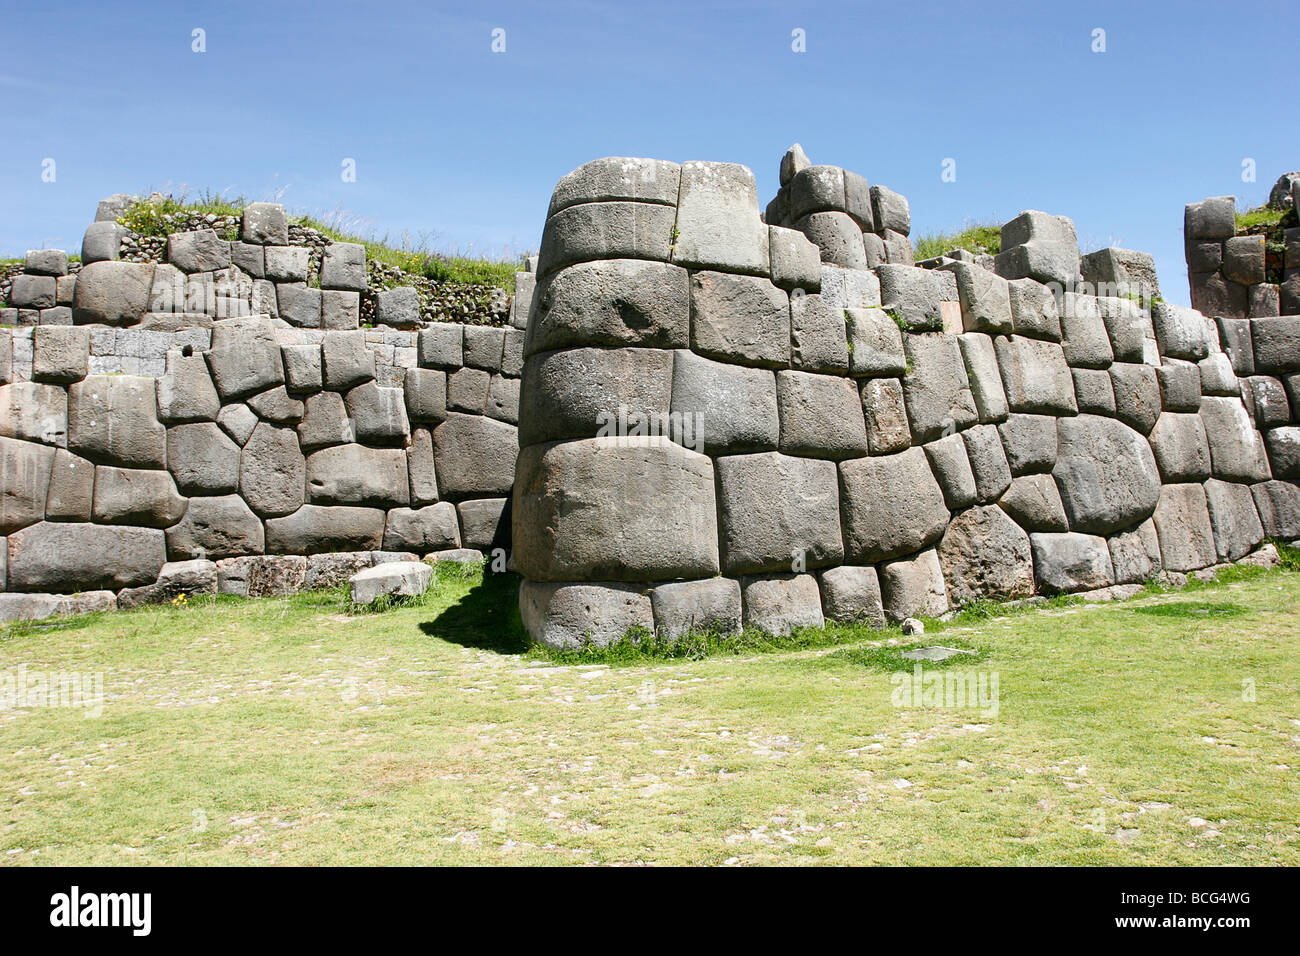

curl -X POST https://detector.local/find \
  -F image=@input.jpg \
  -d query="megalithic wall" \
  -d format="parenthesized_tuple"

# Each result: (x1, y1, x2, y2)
(512, 152, 1300, 649)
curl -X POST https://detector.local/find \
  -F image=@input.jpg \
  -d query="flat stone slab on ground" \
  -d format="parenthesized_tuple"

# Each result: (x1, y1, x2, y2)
(349, 560, 433, 605)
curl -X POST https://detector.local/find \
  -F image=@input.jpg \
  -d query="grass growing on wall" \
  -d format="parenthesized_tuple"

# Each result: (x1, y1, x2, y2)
(911, 222, 1003, 261)
(2, 554, 1299, 865)
(110, 190, 523, 288)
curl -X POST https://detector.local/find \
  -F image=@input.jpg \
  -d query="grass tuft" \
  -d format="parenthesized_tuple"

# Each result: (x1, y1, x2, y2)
(912, 223, 1002, 261)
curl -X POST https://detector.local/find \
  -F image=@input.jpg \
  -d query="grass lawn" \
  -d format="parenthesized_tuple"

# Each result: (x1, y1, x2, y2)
(1, 562, 1298, 866)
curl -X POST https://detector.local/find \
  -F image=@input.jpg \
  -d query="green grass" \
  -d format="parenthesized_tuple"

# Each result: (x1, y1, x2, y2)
(912, 223, 1003, 261)
(1235, 205, 1290, 232)
(107, 190, 522, 289)
(2, 562, 1299, 865)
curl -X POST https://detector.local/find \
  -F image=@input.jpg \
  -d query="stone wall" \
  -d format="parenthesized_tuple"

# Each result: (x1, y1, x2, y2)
(0, 301, 524, 619)
(511, 151, 1300, 649)
(1184, 173, 1300, 319)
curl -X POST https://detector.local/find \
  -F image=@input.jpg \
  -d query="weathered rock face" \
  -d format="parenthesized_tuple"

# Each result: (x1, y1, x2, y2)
(7, 522, 166, 591)
(1053, 415, 1160, 535)
(937, 505, 1034, 605)
(840, 448, 950, 563)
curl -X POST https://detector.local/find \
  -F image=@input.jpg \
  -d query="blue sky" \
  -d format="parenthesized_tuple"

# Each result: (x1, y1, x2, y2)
(3, 0, 1295, 305)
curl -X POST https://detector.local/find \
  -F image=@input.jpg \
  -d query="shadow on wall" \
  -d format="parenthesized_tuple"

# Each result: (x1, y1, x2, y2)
(419, 568, 527, 655)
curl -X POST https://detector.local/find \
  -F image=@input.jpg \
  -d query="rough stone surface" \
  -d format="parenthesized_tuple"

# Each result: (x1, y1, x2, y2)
(521, 580, 654, 649)
(741, 573, 824, 636)
(1203, 478, 1264, 561)
(1152, 483, 1218, 572)
(513, 437, 717, 582)
(1030, 532, 1114, 593)
(6, 521, 166, 591)
(433, 414, 518, 500)
(349, 561, 432, 605)
(840, 447, 950, 563)
(519, 347, 673, 447)
(239, 422, 305, 517)
(1149, 412, 1212, 482)
(775, 370, 867, 460)
(1198, 396, 1271, 482)
(901, 333, 978, 442)
(880, 549, 949, 622)
(999, 473, 1069, 532)
(1053, 415, 1160, 534)
(68, 375, 166, 467)
(937, 505, 1034, 605)
(650, 578, 742, 640)
(166, 494, 264, 559)
(689, 271, 789, 367)
(264, 505, 385, 555)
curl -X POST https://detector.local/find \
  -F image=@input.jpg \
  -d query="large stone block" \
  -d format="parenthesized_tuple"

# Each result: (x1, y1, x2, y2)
(787, 165, 845, 220)
(1059, 293, 1113, 368)
(840, 447, 950, 562)
(81, 221, 126, 263)
(383, 503, 461, 553)
(45, 448, 94, 521)
(456, 498, 509, 552)
(963, 424, 1012, 503)
(789, 293, 849, 373)
(349, 560, 432, 605)
(166, 229, 230, 273)
(31, 326, 89, 383)
(520, 581, 653, 650)
(518, 347, 673, 447)
(0, 437, 54, 534)
(1148, 412, 1212, 482)
(92, 466, 187, 527)
(1053, 415, 1160, 534)
(239, 421, 305, 517)
(345, 381, 410, 445)
(319, 242, 367, 292)
(1252, 480, 1300, 539)
(1108, 519, 1162, 585)
(1203, 478, 1264, 561)
(156, 349, 219, 423)
(241, 202, 288, 244)
(72, 261, 154, 325)
(939, 260, 1013, 334)
(216, 555, 307, 596)
(817, 565, 884, 625)
(206, 318, 284, 399)
(877, 265, 944, 330)
(166, 494, 264, 559)
(1156, 358, 1203, 411)
(6, 521, 166, 592)
(1251, 316, 1300, 376)
(998, 473, 1068, 532)
(1223, 236, 1266, 286)
(513, 437, 718, 582)
(1110, 363, 1162, 434)
(306, 444, 409, 507)
(1240, 375, 1289, 428)
(374, 286, 421, 328)
(1030, 532, 1113, 594)
(669, 349, 778, 455)
(68, 375, 166, 467)
(1152, 302, 1211, 360)
(432, 414, 518, 500)
(297, 391, 353, 450)
(669, 162, 769, 277)
(1184, 196, 1235, 240)
(923, 433, 977, 509)
(768, 226, 822, 292)
(275, 284, 321, 327)
(546, 157, 680, 217)
(879, 549, 949, 622)
(740, 573, 825, 636)
(406, 428, 438, 505)
(861, 377, 910, 454)
(1264, 426, 1300, 480)
(446, 367, 489, 414)
(322, 330, 375, 390)
(1006, 277, 1062, 340)
(958, 333, 1008, 423)
(901, 333, 978, 442)
(264, 505, 385, 554)
(0, 382, 67, 446)
(845, 307, 906, 377)
(938, 504, 1034, 605)
(538, 201, 675, 274)
(1152, 484, 1218, 572)
(993, 335, 1076, 413)
(1097, 296, 1151, 363)
(1198, 396, 1271, 482)
(117, 559, 219, 610)
(526, 259, 690, 356)
(775, 370, 867, 460)
(871, 184, 910, 235)
(689, 270, 789, 367)
(166, 422, 240, 494)
(417, 323, 463, 369)
(795, 212, 866, 269)
(650, 577, 742, 639)
(715, 452, 842, 574)
(404, 368, 446, 423)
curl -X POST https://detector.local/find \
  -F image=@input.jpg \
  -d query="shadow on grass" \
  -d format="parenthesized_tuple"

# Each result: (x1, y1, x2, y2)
(418, 569, 528, 655)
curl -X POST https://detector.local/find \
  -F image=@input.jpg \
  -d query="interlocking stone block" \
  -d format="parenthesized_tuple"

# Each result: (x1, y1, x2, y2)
(206, 318, 284, 399)
(264, 505, 385, 555)
(417, 323, 464, 369)
(10, 275, 55, 309)
(81, 221, 126, 263)
(1184, 196, 1235, 240)
(840, 447, 950, 563)
(520, 581, 653, 650)
(0, 382, 67, 446)
(167, 229, 230, 273)
(999, 473, 1068, 532)
(963, 424, 1012, 503)
(73, 261, 155, 325)
(1059, 292, 1113, 368)
(241, 202, 288, 245)
(938, 504, 1033, 605)
(375, 286, 421, 328)
(319, 242, 368, 291)
(1053, 415, 1160, 535)
(1110, 363, 1161, 434)
(879, 549, 949, 621)
(1251, 316, 1300, 376)
(456, 498, 509, 552)
(1148, 412, 1212, 482)
(1030, 532, 1113, 593)
(382, 503, 462, 553)
(923, 433, 977, 509)
(650, 578, 742, 639)
(1072, 367, 1115, 415)
(117, 559, 219, 609)
(1006, 277, 1062, 340)
(789, 293, 849, 373)
(901, 333, 978, 442)
(741, 573, 825, 636)
(307, 444, 409, 507)
(167, 422, 240, 494)
(860, 377, 910, 455)
(1199, 395, 1271, 482)
(669, 349, 777, 455)
(0, 437, 55, 534)
(322, 330, 375, 390)
(519, 347, 673, 447)
(844, 307, 906, 377)
(877, 265, 944, 330)
(6, 521, 165, 592)
(166, 494, 264, 560)
(768, 225, 822, 292)
(795, 212, 866, 269)
(432, 413, 518, 500)
(1152, 484, 1218, 572)
(239, 422, 305, 517)
(1252, 480, 1300, 539)
(689, 270, 790, 367)
(156, 350, 220, 423)
(958, 332, 1008, 422)
(546, 157, 680, 217)
(513, 437, 717, 582)
(345, 381, 410, 445)
(1153, 301, 1211, 361)
(539, 201, 675, 274)
(44, 448, 94, 521)
(68, 375, 166, 467)
(775, 370, 867, 460)
(1203, 478, 1264, 561)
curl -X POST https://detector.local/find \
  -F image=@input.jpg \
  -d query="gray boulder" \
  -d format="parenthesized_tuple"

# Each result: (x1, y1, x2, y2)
(840, 447, 950, 562)
(1030, 532, 1113, 593)
(1251, 480, 1300, 539)
(166, 230, 230, 273)
(319, 242, 368, 291)
(73, 261, 154, 325)
(671, 161, 768, 275)
(346, 381, 410, 445)
(446, 367, 489, 414)
(923, 433, 977, 509)
(1108, 519, 1162, 585)
(689, 270, 789, 367)
(1152, 484, 1218, 572)
(818, 565, 884, 625)
(937, 505, 1034, 605)
(297, 391, 353, 450)
(5, 521, 166, 591)
(958, 333, 1008, 423)
(239, 422, 305, 517)
(768, 226, 822, 292)
(845, 307, 907, 377)
(1156, 359, 1203, 411)
(963, 424, 1013, 502)
(375, 286, 421, 328)
(306, 444, 409, 507)
(206, 318, 284, 399)
(539, 201, 675, 274)
(715, 452, 842, 574)
(879, 549, 949, 622)
(44, 448, 95, 521)
(404, 368, 447, 423)
(0, 437, 54, 534)
(789, 293, 849, 373)
(1006, 277, 1062, 340)
(1059, 293, 1114, 368)
(1053, 415, 1160, 534)
(432, 413, 518, 500)
(1110, 364, 1161, 434)
(264, 505, 385, 554)
(547, 157, 681, 216)
(92, 466, 187, 527)
(861, 377, 911, 454)
(349, 561, 432, 605)
(650, 577, 743, 640)
(775, 370, 867, 460)
(166, 422, 240, 494)
(998, 473, 1068, 532)
(1184, 196, 1235, 239)
(81, 221, 127, 263)
(455, 498, 509, 551)
(31, 326, 89, 383)
(1199, 396, 1271, 482)
(166, 494, 264, 560)
(996, 336, 1077, 415)
(321, 331, 375, 389)
(741, 573, 824, 636)
(1264, 426, 1300, 480)
(513, 437, 718, 582)
(68, 375, 166, 467)
(901, 333, 978, 442)
(1148, 412, 1212, 482)
(241, 202, 288, 244)
(519, 347, 673, 447)
(417, 323, 464, 368)
(520, 581, 653, 650)
(117, 559, 218, 610)
(157, 349, 220, 422)
(670, 350, 778, 455)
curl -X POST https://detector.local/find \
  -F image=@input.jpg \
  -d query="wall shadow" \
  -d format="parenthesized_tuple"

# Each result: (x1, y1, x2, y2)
(419, 568, 529, 655)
